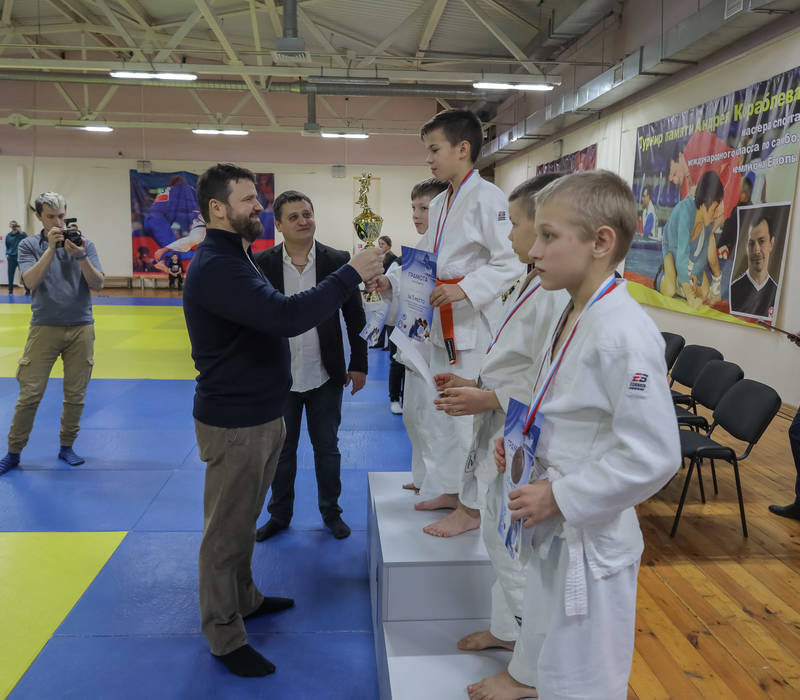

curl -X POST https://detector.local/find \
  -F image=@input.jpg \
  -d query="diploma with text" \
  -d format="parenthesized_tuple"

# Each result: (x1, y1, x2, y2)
(395, 245, 437, 342)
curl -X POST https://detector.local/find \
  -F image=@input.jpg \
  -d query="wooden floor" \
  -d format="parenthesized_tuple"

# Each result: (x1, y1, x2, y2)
(630, 394, 800, 699)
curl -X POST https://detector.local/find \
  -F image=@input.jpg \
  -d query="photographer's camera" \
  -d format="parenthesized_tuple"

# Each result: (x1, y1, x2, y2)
(58, 218, 83, 248)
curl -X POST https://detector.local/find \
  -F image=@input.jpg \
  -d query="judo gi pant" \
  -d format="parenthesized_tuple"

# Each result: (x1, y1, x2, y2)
(8, 323, 94, 452)
(402, 368, 436, 489)
(422, 344, 485, 496)
(195, 417, 285, 656)
(482, 476, 525, 642)
(508, 537, 638, 700)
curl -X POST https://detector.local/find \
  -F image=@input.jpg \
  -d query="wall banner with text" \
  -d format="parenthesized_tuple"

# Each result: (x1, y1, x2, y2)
(625, 67, 800, 326)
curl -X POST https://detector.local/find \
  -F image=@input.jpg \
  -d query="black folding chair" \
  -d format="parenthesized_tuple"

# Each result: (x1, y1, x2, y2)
(670, 344, 723, 407)
(671, 379, 781, 537)
(675, 360, 743, 431)
(662, 332, 685, 372)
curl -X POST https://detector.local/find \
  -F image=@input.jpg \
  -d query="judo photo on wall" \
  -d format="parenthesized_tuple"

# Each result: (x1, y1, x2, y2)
(624, 63, 800, 325)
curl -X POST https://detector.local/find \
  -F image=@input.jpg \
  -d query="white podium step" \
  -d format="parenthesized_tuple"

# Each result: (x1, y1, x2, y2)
(367, 471, 495, 622)
(385, 620, 524, 700)
(368, 472, 499, 700)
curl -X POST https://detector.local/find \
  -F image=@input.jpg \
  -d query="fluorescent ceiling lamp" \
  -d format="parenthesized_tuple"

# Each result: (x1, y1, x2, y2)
(321, 132, 369, 139)
(192, 129, 249, 135)
(110, 71, 198, 81)
(473, 81, 554, 91)
(81, 125, 113, 132)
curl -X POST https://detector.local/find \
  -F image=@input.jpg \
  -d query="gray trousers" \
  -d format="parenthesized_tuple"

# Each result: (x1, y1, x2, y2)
(195, 417, 286, 656)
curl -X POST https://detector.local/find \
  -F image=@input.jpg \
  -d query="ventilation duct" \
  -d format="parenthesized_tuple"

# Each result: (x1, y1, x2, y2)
(272, 0, 311, 65)
(479, 0, 800, 166)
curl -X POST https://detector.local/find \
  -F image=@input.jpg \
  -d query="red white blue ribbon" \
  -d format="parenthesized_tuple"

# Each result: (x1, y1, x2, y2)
(522, 275, 620, 434)
(487, 282, 541, 353)
(433, 169, 477, 254)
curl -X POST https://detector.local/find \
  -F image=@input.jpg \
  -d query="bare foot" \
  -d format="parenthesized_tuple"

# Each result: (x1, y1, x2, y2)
(402, 482, 420, 492)
(458, 629, 515, 652)
(467, 669, 537, 700)
(414, 493, 459, 511)
(423, 507, 481, 537)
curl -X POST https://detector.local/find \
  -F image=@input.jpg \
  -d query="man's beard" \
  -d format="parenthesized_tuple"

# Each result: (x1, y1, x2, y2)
(228, 206, 264, 242)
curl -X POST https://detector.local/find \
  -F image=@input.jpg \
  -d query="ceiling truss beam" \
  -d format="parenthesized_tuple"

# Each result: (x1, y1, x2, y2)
(194, 0, 278, 125)
(460, 0, 540, 74)
(416, 0, 448, 58)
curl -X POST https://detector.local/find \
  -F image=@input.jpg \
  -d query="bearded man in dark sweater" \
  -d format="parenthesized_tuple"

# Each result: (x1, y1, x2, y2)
(183, 163, 382, 679)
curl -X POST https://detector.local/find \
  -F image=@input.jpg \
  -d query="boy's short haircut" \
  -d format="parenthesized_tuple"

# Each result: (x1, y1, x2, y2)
(508, 172, 567, 220)
(273, 190, 314, 222)
(411, 178, 449, 201)
(420, 109, 484, 164)
(693, 170, 724, 210)
(535, 170, 637, 264)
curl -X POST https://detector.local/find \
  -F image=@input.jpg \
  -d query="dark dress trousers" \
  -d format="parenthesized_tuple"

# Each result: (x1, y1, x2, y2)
(254, 242, 367, 523)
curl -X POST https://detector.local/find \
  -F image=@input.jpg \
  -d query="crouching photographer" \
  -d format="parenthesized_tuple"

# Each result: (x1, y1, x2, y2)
(0, 192, 104, 475)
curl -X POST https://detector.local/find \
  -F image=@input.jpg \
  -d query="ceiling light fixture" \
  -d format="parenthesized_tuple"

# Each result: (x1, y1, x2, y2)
(110, 71, 198, 81)
(321, 132, 369, 139)
(81, 125, 114, 132)
(192, 129, 249, 135)
(473, 82, 554, 91)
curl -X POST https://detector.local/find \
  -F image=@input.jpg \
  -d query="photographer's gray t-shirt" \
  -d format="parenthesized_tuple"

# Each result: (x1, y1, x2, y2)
(17, 233, 103, 326)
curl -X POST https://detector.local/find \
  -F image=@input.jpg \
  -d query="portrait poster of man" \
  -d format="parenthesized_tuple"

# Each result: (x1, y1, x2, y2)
(624, 64, 800, 326)
(130, 170, 275, 275)
(729, 202, 790, 322)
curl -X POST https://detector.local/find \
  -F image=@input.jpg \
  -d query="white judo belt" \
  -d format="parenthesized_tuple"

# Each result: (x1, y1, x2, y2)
(542, 466, 588, 618)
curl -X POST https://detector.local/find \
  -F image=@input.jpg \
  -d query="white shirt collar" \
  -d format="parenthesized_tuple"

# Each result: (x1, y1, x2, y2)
(282, 242, 316, 265)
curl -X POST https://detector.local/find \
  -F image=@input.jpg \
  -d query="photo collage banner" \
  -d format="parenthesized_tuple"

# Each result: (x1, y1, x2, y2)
(625, 66, 800, 326)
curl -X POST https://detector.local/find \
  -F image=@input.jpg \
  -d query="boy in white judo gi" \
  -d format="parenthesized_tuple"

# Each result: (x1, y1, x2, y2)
(431, 173, 571, 660)
(469, 171, 680, 700)
(428, 172, 568, 540)
(390, 178, 449, 492)
(373, 109, 523, 524)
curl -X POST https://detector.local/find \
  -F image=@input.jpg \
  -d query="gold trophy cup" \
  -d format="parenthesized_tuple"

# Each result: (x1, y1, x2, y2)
(354, 172, 384, 302)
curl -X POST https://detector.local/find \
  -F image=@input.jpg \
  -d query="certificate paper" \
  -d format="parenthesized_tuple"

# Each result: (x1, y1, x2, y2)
(498, 398, 542, 560)
(395, 245, 437, 343)
(359, 299, 390, 345)
(389, 327, 436, 395)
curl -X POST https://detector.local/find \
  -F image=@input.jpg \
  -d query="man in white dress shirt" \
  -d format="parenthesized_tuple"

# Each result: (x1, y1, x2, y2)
(254, 190, 367, 541)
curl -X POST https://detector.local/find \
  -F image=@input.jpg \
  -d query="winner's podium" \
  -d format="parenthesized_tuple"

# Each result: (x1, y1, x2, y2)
(368, 472, 512, 700)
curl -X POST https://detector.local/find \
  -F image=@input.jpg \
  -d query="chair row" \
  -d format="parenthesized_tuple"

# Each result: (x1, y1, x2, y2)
(659, 333, 782, 538)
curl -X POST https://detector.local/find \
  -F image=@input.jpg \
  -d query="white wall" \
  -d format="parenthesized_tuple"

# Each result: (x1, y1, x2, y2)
(0, 156, 430, 276)
(496, 28, 800, 406)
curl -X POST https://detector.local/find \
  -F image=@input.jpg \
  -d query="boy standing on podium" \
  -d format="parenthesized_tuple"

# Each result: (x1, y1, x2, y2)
(430, 175, 570, 663)
(470, 171, 680, 700)
(374, 109, 523, 529)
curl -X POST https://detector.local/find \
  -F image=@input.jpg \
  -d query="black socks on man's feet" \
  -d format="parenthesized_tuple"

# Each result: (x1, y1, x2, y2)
(244, 596, 294, 620)
(255, 519, 288, 541)
(218, 644, 275, 677)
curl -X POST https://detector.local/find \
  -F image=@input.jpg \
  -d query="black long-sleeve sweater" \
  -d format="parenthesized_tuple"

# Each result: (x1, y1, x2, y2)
(183, 228, 361, 428)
